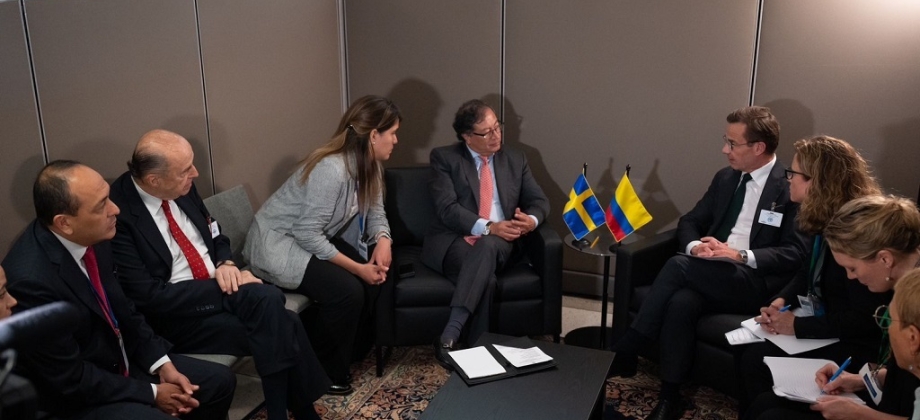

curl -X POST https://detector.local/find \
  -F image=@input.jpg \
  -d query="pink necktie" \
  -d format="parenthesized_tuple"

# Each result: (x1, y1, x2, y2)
(465, 155, 493, 245)
(161, 200, 210, 280)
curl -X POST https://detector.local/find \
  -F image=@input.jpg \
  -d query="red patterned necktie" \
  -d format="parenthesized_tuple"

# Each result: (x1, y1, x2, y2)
(82, 247, 128, 377)
(161, 200, 210, 280)
(465, 155, 493, 245)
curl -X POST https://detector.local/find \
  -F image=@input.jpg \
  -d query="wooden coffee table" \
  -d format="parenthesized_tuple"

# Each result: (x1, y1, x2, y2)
(420, 332, 614, 420)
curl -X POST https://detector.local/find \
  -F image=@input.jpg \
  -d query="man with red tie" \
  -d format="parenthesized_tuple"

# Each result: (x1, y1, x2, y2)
(2, 160, 236, 419)
(109, 130, 329, 420)
(422, 100, 550, 366)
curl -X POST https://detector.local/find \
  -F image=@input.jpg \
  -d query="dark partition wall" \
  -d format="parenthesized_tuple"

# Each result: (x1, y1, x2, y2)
(0, 1, 44, 256)
(23, 0, 212, 189)
(197, 0, 344, 205)
(345, 0, 502, 167)
(755, 0, 920, 197)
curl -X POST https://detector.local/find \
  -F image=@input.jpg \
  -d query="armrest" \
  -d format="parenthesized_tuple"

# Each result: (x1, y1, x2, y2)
(524, 224, 563, 335)
(612, 228, 678, 339)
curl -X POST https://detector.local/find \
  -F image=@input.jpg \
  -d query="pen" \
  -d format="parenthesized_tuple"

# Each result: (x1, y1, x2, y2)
(822, 356, 852, 394)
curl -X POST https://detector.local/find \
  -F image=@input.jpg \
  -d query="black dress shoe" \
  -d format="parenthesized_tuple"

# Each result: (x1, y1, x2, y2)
(326, 383, 354, 396)
(645, 397, 684, 420)
(607, 352, 638, 378)
(433, 337, 459, 371)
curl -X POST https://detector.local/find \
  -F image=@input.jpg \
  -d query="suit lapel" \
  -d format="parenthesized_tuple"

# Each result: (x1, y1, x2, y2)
(37, 227, 109, 322)
(122, 179, 173, 268)
(493, 150, 514, 216)
(750, 163, 786, 242)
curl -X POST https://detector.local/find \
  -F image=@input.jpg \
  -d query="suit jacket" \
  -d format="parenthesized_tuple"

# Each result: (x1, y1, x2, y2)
(676, 162, 809, 293)
(244, 154, 390, 289)
(421, 143, 550, 273)
(1, 221, 171, 414)
(109, 172, 231, 327)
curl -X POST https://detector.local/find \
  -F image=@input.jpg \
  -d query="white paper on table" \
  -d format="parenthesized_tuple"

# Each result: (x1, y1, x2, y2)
(763, 357, 865, 404)
(492, 344, 553, 368)
(725, 327, 766, 345)
(447, 346, 506, 379)
(740, 317, 839, 354)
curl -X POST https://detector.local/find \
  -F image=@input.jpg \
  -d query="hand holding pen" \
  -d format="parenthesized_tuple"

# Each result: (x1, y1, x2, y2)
(817, 357, 853, 395)
(755, 301, 794, 335)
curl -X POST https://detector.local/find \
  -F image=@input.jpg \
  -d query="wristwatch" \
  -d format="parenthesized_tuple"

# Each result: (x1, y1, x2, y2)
(217, 260, 236, 268)
(483, 222, 493, 236)
(739, 250, 749, 264)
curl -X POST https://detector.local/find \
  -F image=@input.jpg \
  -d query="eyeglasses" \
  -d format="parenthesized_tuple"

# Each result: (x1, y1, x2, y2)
(783, 168, 812, 181)
(471, 122, 504, 139)
(722, 135, 755, 151)
(872, 305, 914, 330)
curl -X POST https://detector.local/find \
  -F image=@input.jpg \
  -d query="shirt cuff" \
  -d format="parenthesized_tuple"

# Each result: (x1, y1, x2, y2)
(527, 215, 539, 229)
(471, 218, 489, 236)
(149, 355, 171, 375)
(151, 383, 158, 399)
(745, 249, 758, 269)
(686, 240, 703, 255)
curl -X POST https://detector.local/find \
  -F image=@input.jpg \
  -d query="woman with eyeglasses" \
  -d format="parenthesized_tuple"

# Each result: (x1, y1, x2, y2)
(738, 135, 888, 417)
(244, 95, 401, 396)
(800, 195, 920, 420)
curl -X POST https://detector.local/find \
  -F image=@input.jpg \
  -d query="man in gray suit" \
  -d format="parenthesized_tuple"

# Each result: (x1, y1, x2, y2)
(421, 99, 550, 365)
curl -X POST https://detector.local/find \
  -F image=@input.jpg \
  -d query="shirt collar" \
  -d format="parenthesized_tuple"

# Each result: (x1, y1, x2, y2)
(465, 145, 493, 163)
(132, 177, 167, 215)
(52, 231, 89, 264)
(747, 155, 777, 188)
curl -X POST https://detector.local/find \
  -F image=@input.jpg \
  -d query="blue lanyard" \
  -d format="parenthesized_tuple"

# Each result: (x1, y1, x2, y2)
(86, 276, 120, 332)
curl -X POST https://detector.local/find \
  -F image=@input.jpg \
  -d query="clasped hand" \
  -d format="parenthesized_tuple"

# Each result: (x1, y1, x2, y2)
(214, 265, 263, 295)
(691, 237, 742, 261)
(754, 298, 794, 335)
(491, 208, 535, 242)
(155, 362, 200, 416)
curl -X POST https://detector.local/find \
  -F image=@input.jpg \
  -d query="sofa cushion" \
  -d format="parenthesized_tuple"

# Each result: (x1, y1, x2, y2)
(385, 167, 434, 247)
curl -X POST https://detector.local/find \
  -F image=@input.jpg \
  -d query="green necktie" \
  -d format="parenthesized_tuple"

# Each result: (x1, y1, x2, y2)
(713, 173, 752, 242)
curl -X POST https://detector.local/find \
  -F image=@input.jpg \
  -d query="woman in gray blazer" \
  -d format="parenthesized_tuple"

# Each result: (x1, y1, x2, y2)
(244, 95, 400, 394)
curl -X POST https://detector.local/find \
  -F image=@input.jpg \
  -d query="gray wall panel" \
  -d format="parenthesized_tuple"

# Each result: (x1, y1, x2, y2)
(505, 1, 759, 274)
(24, 0, 212, 191)
(755, 0, 920, 197)
(345, 0, 502, 167)
(0, 0, 44, 255)
(197, 0, 344, 205)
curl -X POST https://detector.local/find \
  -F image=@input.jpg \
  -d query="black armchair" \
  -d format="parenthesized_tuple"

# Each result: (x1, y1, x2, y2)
(612, 229, 746, 397)
(375, 167, 563, 376)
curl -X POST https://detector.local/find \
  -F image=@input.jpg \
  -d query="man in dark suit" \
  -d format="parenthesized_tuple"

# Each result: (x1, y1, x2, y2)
(422, 99, 550, 364)
(609, 106, 810, 420)
(1, 160, 236, 419)
(108, 129, 330, 420)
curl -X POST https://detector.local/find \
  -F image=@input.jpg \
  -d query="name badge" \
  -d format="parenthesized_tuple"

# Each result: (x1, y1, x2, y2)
(758, 210, 783, 227)
(860, 362, 883, 405)
(209, 220, 220, 239)
(796, 294, 815, 317)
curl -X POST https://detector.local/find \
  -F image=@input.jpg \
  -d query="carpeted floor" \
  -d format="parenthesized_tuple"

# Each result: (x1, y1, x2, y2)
(243, 344, 738, 420)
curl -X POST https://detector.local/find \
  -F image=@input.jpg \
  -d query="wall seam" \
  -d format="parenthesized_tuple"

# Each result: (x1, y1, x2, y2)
(20, 0, 49, 164)
(500, 0, 506, 120)
(339, 0, 350, 110)
(192, 0, 215, 194)
(749, 0, 764, 106)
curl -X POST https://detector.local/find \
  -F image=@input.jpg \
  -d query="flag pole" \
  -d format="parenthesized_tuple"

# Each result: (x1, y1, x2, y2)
(575, 162, 591, 247)
(626, 164, 631, 178)
(582, 162, 588, 177)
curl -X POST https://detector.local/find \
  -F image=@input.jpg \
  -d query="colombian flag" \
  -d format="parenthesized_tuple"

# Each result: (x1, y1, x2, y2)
(563, 174, 607, 240)
(606, 172, 653, 242)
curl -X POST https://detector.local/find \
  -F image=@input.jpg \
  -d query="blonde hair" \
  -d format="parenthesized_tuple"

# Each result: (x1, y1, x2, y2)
(794, 135, 880, 234)
(825, 195, 920, 260)
(298, 95, 401, 209)
(893, 268, 920, 328)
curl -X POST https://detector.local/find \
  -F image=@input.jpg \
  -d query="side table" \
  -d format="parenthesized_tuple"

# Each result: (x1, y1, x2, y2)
(563, 230, 618, 349)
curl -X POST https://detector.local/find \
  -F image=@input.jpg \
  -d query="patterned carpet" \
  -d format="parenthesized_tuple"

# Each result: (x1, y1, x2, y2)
(243, 344, 738, 420)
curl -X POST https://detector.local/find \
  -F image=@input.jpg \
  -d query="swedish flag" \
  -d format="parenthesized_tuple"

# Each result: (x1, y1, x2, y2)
(563, 174, 607, 240)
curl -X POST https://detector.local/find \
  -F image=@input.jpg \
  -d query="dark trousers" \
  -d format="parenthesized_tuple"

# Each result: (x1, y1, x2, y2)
(295, 239, 379, 383)
(154, 283, 330, 417)
(442, 235, 515, 344)
(64, 354, 236, 420)
(630, 255, 768, 384)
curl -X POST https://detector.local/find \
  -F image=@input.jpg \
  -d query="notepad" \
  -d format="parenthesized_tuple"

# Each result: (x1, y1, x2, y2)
(740, 317, 838, 354)
(725, 327, 765, 345)
(493, 344, 553, 368)
(447, 346, 506, 379)
(764, 357, 865, 404)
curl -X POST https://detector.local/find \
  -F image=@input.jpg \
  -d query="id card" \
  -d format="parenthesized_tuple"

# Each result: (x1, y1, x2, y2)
(758, 210, 783, 227)
(860, 362, 883, 405)
(796, 295, 815, 316)
(209, 220, 220, 238)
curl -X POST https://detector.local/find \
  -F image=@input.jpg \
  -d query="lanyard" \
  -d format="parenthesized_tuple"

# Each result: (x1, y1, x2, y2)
(807, 235, 825, 297)
(86, 276, 130, 377)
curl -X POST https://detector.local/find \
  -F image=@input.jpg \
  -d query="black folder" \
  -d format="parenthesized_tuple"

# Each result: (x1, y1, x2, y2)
(446, 336, 557, 386)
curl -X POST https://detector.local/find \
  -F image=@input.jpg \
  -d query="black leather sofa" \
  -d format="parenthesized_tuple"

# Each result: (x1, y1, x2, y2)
(375, 167, 563, 376)
(612, 229, 746, 397)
